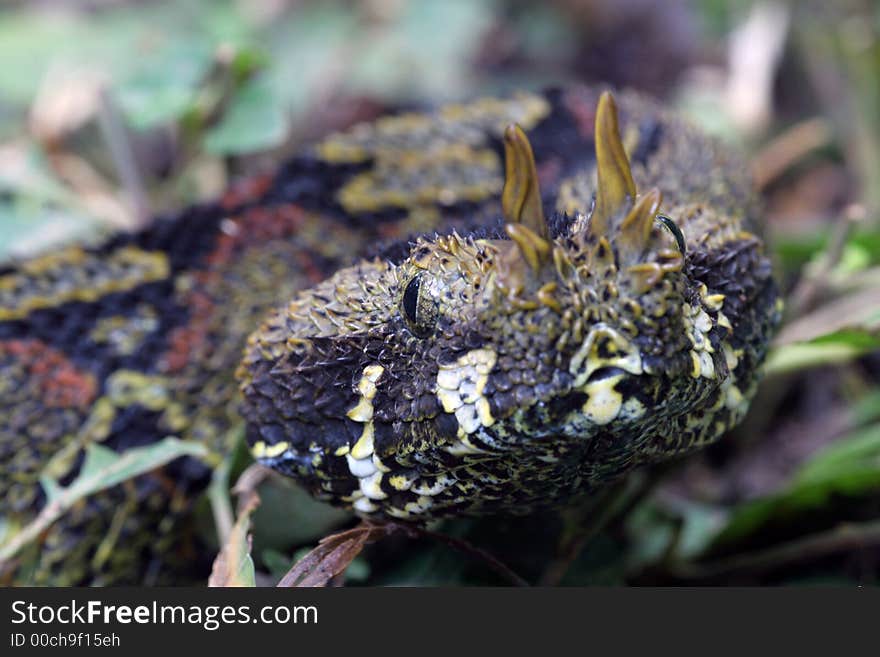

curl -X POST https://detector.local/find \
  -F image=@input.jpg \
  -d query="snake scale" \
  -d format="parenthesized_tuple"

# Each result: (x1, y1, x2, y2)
(0, 86, 780, 584)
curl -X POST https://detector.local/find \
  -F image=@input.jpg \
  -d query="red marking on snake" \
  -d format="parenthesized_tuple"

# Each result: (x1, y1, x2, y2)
(161, 204, 309, 373)
(563, 88, 599, 141)
(161, 290, 214, 373)
(0, 339, 97, 409)
(220, 173, 273, 210)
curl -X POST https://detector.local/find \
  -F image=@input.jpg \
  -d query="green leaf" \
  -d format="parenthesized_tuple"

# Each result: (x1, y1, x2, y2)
(0, 4, 211, 107)
(348, 0, 496, 100)
(0, 142, 76, 205)
(68, 438, 211, 496)
(260, 548, 294, 579)
(853, 390, 880, 425)
(0, 141, 106, 260)
(776, 229, 880, 280)
(851, 231, 880, 263)
(115, 39, 215, 129)
(676, 504, 729, 559)
(264, 5, 358, 115)
(0, 203, 101, 262)
(1, 438, 212, 563)
(78, 443, 119, 478)
(835, 243, 871, 275)
(764, 341, 872, 375)
(37, 476, 62, 506)
(0, 12, 89, 103)
(625, 499, 728, 571)
(208, 493, 258, 587)
(228, 46, 270, 78)
(344, 556, 371, 582)
(810, 327, 880, 349)
(250, 477, 351, 553)
(792, 423, 880, 485)
(204, 74, 289, 155)
(708, 423, 880, 550)
(772, 231, 829, 273)
(766, 320, 880, 376)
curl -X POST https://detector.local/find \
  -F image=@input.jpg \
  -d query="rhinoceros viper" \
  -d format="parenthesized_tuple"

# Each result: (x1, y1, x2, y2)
(0, 88, 779, 584)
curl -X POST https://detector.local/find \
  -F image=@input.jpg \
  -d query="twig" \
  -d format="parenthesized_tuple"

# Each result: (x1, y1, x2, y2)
(231, 463, 275, 512)
(208, 492, 261, 587)
(774, 284, 880, 347)
(782, 287, 880, 348)
(96, 85, 151, 229)
(785, 203, 863, 319)
(725, 2, 790, 134)
(660, 520, 880, 583)
(0, 438, 209, 565)
(796, 15, 880, 224)
(0, 504, 59, 568)
(751, 118, 833, 190)
(400, 523, 529, 587)
(539, 472, 656, 586)
(208, 458, 235, 546)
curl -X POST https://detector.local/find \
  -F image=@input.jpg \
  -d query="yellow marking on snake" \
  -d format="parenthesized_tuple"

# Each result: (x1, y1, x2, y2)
(252, 440, 290, 459)
(436, 348, 497, 436)
(388, 474, 414, 491)
(346, 397, 374, 423)
(359, 470, 388, 500)
(314, 92, 550, 164)
(350, 422, 375, 460)
(348, 363, 384, 457)
(345, 364, 386, 509)
(411, 473, 456, 496)
(569, 324, 643, 387)
(337, 147, 501, 214)
(371, 453, 391, 473)
(353, 497, 379, 513)
(703, 293, 725, 311)
(404, 496, 435, 516)
(582, 373, 625, 426)
(683, 298, 720, 380)
(0, 246, 170, 321)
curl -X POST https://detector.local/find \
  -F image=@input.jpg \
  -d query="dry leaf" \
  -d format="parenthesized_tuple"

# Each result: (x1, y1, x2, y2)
(208, 491, 260, 587)
(277, 522, 391, 588)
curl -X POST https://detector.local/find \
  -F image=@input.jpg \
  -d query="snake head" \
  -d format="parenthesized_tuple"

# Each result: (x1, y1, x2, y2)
(238, 92, 734, 515)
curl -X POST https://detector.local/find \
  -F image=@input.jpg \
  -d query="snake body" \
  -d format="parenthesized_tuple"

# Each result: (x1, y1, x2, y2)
(0, 87, 779, 582)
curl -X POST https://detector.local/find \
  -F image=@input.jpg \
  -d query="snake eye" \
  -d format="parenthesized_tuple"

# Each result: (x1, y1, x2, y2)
(401, 273, 438, 338)
(657, 214, 686, 256)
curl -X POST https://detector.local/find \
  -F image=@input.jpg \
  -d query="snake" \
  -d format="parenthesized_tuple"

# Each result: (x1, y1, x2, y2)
(0, 86, 780, 584)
